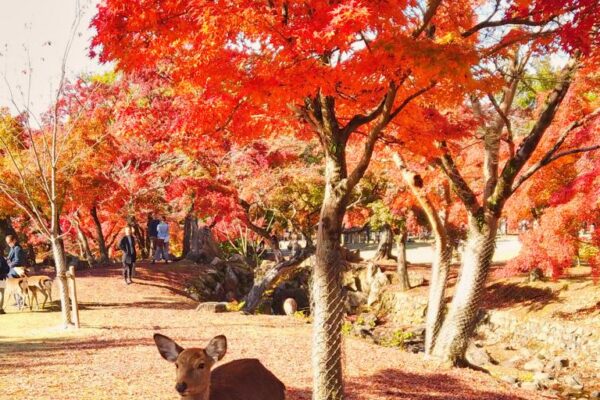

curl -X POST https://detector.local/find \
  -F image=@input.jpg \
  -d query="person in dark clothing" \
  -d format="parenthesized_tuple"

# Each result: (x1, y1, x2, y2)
(0, 256, 9, 314)
(5, 235, 26, 278)
(119, 226, 137, 284)
(147, 213, 159, 259)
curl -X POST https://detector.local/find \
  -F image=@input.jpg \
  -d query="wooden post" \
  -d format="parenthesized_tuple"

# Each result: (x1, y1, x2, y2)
(68, 266, 80, 328)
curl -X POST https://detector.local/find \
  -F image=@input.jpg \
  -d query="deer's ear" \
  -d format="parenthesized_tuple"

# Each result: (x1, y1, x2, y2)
(205, 335, 227, 362)
(154, 334, 184, 362)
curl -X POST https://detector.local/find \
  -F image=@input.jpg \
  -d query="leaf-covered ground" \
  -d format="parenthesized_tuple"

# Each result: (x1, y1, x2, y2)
(0, 263, 553, 400)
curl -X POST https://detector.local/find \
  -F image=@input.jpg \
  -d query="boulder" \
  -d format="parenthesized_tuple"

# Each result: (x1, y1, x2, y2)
(520, 381, 541, 391)
(552, 356, 569, 370)
(501, 376, 518, 385)
(367, 269, 390, 306)
(563, 375, 584, 392)
(272, 287, 309, 315)
(228, 254, 246, 264)
(195, 301, 228, 313)
(344, 290, 368, 315)
(283, 298, 298, 316)
(223, 266, 240, 297)
(466, 343, 494, 367)
(523, 358, 545, 372)
(256, 298, 273, 315)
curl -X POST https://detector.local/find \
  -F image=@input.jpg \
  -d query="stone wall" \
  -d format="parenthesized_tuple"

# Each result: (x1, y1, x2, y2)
(481, 310, 600, 370)
(380, 289, 428, 325)
(381, 288, 599, 365)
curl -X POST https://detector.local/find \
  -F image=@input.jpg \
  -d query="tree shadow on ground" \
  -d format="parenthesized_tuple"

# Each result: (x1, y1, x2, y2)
(74, 299, 193, 311)
(286, 368, 533, 400)
(552, 300, 600, 320)
(483, 282, 562, 311)
(76, 263, 201, 299)
(0, 337, 155, 357)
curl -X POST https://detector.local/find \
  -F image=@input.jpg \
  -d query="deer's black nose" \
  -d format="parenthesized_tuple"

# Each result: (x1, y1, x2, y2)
(175, 382, 188, 393)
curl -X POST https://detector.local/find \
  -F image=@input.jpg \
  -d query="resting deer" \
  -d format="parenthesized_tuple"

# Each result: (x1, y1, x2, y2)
(27, 275, 53, 310)
(4, 277, 30, 311)
(153, 334, 285, 400)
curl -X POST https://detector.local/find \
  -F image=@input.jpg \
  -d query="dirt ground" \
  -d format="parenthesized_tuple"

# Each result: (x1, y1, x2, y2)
(0, 262, 553, 400)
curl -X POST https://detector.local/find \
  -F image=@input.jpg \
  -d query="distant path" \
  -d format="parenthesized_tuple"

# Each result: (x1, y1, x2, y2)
(344, 234, 523, 264)
(0, 262, 549, 400)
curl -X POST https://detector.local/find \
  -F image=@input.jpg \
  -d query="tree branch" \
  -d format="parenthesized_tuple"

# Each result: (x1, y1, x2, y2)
(412, 0, 443, 39)
(489, 56, 579, 212)
(462, 13, 560, 38)
(511, 108, 600, 193)
(436, 142, 480, 215)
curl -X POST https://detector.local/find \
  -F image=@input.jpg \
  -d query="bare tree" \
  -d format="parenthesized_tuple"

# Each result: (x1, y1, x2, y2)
(0, 1, 100, 327)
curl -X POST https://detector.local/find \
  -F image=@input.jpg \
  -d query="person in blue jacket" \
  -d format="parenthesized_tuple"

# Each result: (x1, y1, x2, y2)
(5, 235, 26, 278)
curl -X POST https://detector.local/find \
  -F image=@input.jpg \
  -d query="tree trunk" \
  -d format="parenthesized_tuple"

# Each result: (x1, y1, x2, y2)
(424, 234, 452, 355)
(27, 244, 37, 267)
(90, 206, 110, 264)
(372, 223, 394, 261)
(432, 215, 498, 364)
(242, 246, 315, 313)
(51, 235, 72, 327)
(312, 193, 346, 400)
(74, 222, 96, 267)
(396, 231, 410, 291)
(185, 217, 223, 262)
(183, 214, 193, 257)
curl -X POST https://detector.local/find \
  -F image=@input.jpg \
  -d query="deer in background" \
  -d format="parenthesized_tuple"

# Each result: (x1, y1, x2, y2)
(153, 334, 285, 400)
(27, 275, 53, 310)
(4, 277, 30, 311)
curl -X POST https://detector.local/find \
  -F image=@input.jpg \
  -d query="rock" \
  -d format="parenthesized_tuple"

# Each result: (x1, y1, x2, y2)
(466, 343, 494, 367)
(553, 356, 569, 370)
(272, 287, 309, 315)
(367, 269, 389, 306)
(563, 375, 584, 391)
(356, 312, 378, 329)
(502, 355, 522, 367)
(256, 299, 273, 315)
(228, 254, 245, 264)
(520, 381, 541, 391)
(523, 358, 545, 372)
(407, 271, 425, 287)
(501, 376, 518, 384)
(533, 372, 553, 381)
(223, 266, 240, 296)
(533, 372, 553, 389)
(590, 390, 600, 398)
(344, 290, 367, 315)
(195, 301, 228, 313)
(282, 298, 298, 316)
(407, 325, 426, 339)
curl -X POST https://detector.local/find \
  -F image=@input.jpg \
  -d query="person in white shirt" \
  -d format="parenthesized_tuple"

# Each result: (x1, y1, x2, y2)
(154, 216, 170, 263)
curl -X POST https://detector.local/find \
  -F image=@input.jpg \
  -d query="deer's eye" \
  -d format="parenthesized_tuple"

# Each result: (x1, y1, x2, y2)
(197, 363, 205, 369)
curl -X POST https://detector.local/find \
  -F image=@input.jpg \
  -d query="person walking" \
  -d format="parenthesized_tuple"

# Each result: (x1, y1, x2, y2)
(147, 213, 159, 259)
(5, 235, 26, 278)
(119, 226, 137, 284)
(154, 216, 170, 263)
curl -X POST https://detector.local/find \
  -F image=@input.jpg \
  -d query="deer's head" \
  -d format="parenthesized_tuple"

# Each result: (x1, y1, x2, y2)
(153, 334, 227, 398)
